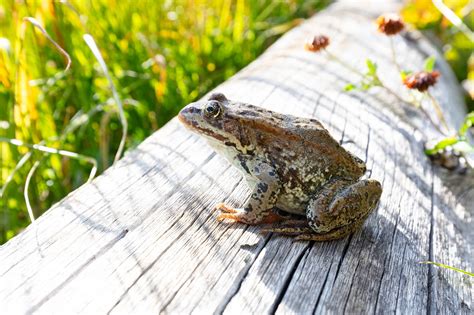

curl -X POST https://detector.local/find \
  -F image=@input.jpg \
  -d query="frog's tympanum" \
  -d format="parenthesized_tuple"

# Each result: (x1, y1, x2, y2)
(178, 93, 382, 241)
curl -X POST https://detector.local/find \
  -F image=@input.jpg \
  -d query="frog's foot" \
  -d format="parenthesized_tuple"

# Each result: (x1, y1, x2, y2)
(214, 203, 238, 213)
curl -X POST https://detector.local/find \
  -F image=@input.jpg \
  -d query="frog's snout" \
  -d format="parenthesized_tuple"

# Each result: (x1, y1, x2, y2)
(178, 103, 201, 126)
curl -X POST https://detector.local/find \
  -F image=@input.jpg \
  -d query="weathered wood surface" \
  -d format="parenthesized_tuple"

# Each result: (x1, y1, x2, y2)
(1, 1, 473, 314)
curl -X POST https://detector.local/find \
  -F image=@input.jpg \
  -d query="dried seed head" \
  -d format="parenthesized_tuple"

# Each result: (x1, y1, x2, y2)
(376, 14, 404, 35)
(305, 35, 330, 52)
(403, 71, 440, 92)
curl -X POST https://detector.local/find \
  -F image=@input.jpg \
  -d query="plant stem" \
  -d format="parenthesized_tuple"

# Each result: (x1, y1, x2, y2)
(409, 93, 448, 135)
(325, 50, 365, 78)
(389, 37, 403, 74)
(427, 91, 450, 133)
(379, 83, 410, 105)
(419, 104, 447, 135)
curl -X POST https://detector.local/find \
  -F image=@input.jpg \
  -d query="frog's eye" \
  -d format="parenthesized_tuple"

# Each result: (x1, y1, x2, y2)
(203, 100, 222, 118)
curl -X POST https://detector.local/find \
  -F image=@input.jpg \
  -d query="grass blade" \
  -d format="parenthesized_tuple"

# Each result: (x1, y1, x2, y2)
(83, 34, 127, 163)
(1, 137, 97, 223)
(23, 17, 71, 71)
(432, 0, 474, 42)
(0, 137, 97, 183)
(421, 261, 474, 277)
(24, 161, 40, 222)
(0, 151, 33, 198)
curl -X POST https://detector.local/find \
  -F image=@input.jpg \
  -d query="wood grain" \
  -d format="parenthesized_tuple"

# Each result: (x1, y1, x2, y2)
(1, 1, 472, 314)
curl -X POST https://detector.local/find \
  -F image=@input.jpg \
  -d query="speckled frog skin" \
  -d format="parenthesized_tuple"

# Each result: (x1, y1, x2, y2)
(178, 93, 382, 241)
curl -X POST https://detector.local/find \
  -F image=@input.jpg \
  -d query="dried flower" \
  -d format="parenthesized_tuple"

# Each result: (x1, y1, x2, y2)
(305, 35, 330, 52)
(403, 71, 440, 92)
(376, 14, 404, 35)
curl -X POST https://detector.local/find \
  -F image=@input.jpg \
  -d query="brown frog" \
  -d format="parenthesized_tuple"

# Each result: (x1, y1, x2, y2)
(178, 93, 382, 241)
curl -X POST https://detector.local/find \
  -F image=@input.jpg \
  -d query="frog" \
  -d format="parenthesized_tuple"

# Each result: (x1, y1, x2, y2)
(178, 93, 382, 241)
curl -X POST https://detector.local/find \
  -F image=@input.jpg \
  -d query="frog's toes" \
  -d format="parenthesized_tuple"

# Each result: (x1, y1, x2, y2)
(216, 212, 238, 222)
(214, 203, 238, 213)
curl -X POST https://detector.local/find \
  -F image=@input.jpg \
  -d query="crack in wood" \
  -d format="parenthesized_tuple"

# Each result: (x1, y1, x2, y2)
(213, 234, 272, 315)
(268, 242, 313, 314)
(427, 164, 436, 315)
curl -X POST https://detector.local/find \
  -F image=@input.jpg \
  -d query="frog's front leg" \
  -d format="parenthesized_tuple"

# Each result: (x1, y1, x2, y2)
(216, 158, 282, 224)
(299, 178, 382, 241)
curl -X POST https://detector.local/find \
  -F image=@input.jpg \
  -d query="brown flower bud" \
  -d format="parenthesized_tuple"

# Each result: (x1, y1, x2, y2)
(403, 71, 440, 92)
(376, 14, 404, 35)
(304, 35, 330, 52)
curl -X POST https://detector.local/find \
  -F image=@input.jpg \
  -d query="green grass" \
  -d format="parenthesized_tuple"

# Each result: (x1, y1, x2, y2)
(0, 0, 329, 244)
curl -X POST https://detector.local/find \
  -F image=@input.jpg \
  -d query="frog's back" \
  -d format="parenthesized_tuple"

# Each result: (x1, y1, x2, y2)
(238, 107, 366, 179)
(252, 112, 367, 214)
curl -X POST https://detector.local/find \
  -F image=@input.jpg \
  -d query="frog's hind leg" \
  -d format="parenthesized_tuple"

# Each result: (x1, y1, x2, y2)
(305, 178, 382, 241)
(260, 179, 381, 241)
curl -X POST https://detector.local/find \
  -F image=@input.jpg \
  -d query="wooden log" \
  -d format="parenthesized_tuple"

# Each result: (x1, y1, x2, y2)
(1, 1, 472, 314)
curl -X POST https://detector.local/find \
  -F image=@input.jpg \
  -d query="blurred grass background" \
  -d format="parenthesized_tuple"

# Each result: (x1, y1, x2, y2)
(0, 0, 472, 245)
(0, 0, 330, 244)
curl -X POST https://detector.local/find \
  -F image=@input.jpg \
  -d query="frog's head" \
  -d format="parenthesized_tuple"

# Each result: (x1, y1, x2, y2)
(178, 93, 253, 153)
